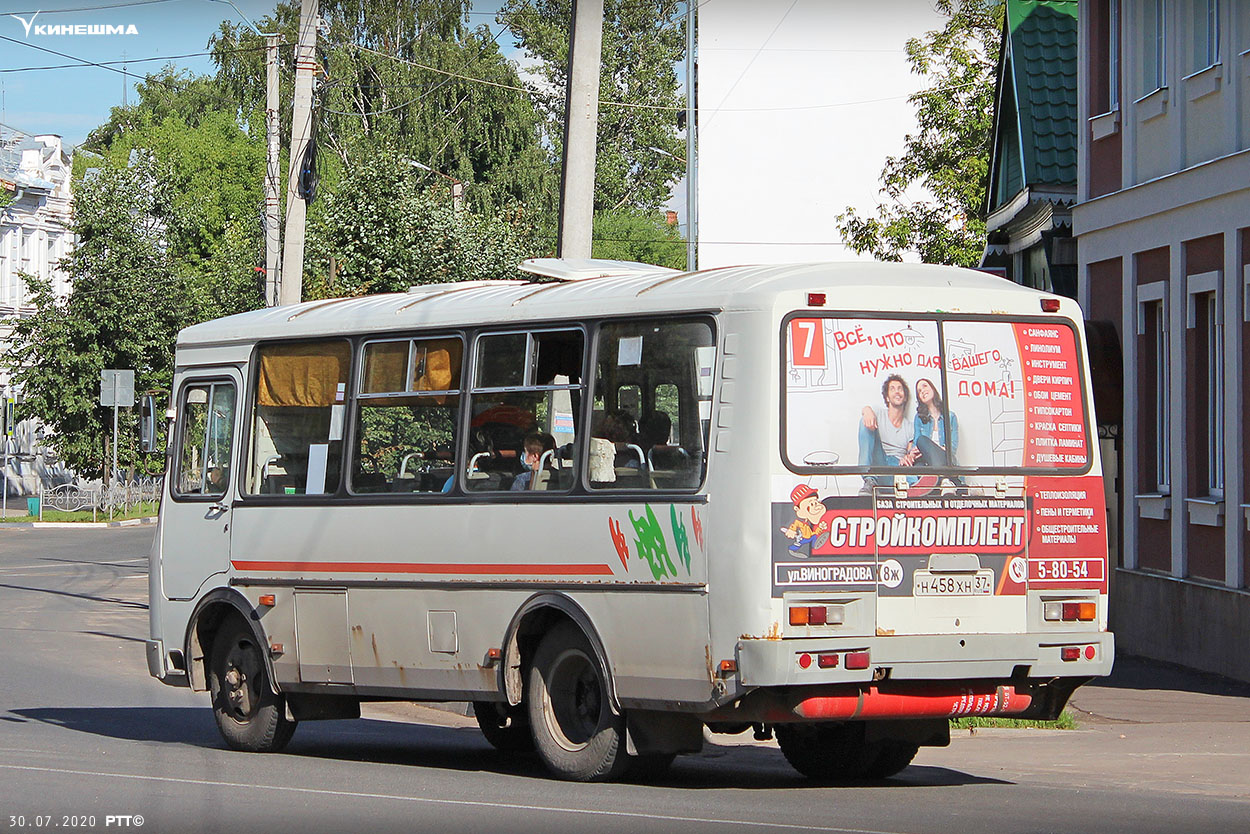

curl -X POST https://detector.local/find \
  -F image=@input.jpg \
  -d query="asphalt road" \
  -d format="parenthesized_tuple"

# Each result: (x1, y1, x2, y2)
(0, 526, 1246, 834)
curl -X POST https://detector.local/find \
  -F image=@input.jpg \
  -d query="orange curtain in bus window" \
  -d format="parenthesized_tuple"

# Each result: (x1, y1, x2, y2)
(257, 341, 351, 407)
(411, 339, 461, 392)
(790, 319, 826, 368)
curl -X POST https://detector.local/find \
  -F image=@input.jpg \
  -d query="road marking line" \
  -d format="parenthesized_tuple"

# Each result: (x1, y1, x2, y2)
(0, 764, 903, 833)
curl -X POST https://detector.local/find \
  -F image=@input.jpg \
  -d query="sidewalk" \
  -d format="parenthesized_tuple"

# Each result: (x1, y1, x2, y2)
(929, 654, 1250, 798)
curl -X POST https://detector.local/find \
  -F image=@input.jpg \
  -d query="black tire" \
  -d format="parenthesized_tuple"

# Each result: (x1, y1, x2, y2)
(863, 739, 919, 779)
(526, 623, 629, 782)
(775, 722, 879, 780)
(473, 701, 534, 753)
(208, 615, 296, 752)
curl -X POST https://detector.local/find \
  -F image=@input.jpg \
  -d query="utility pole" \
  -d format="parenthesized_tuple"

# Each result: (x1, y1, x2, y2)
(279, 0, 318, 306)
(264, 32, 282, 306)
(556, 0, 604, 260)
(685, 0, 698, 272)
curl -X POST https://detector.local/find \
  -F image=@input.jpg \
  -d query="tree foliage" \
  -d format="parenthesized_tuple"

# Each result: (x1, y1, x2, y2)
(591, 209, 685, 269)
(837, 0, 1003, 267)
(210, 1, 553, 214)
(500, 0, 687, 212)
(9, 158, 188, 476)
(305, 152, 534, 297)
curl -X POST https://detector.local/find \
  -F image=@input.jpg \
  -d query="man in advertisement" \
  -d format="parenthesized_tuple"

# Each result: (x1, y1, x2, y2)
(857, 373, 920, 494)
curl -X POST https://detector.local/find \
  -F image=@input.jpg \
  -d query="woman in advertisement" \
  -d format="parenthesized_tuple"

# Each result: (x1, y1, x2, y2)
(912, 377, 956, 467)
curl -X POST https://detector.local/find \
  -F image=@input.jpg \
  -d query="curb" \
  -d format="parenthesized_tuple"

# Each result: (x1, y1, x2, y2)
(0, 516, 158, 529)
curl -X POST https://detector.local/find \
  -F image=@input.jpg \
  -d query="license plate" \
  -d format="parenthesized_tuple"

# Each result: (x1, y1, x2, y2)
(912, 569, 994, 596)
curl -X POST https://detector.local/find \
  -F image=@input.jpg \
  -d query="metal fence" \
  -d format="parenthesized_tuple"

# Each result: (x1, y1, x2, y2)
(38, 478, 162, 521)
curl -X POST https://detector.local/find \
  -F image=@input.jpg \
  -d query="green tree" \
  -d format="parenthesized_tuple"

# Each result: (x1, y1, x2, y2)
(500, 0, 687, 212)
(836, 0, 1003, 267)
(83, 67, 267, 319)
(591, 209, 685, 269)
(210, 1, 553, 214)
(9, 158, 189, 476)
(305, 152, 535, 297)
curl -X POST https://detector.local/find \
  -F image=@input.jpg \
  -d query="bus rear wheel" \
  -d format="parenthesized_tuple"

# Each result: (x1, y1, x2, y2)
(775, 722, 916, 780)
(208, 615, 296, 752)
(527, 623, 628, 782)
(473, 701, 534, 753)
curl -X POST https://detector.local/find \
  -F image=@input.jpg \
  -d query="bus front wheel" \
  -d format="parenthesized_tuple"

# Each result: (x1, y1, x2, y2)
(527, 623, 628, 781)
(208, 615, 296, 752)
(775, 722, 917, 780)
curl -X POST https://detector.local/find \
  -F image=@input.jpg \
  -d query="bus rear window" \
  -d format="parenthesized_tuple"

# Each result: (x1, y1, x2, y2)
(783, 316, 1091, 473)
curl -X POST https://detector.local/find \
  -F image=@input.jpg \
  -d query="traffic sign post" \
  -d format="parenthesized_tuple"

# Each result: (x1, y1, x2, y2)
(100, 370, 136, 518)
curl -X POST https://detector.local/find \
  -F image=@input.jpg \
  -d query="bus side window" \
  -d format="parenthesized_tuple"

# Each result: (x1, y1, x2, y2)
(466, 329, 583, 493)
(246, 340, 351, 496)
(590, 319, 714, 491)
(174, 381, 236, 498)
(350, 337, 462, 495)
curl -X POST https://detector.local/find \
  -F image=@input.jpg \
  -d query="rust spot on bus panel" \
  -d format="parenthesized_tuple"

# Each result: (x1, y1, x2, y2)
(705, 646, 714, 683)
(740, 622, 784, 641)
(876, 628, 895, 636)
(371, 634, 380, 665)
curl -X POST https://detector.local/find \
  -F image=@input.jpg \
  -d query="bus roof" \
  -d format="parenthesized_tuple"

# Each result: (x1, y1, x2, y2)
(177, 261, 1069, 348)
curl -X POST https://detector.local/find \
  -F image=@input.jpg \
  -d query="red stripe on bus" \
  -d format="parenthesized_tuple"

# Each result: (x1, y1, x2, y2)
(230, 560, 616, 576)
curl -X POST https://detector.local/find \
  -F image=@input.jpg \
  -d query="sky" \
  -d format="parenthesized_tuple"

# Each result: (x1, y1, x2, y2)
(0, 0, 513, 144)
(0, 1, 952, 267)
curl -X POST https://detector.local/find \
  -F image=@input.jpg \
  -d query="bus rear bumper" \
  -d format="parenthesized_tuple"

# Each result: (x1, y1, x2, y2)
(735, 630, 1115, 687)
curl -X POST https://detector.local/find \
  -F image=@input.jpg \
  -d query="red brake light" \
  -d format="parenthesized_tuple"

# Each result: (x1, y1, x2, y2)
(845, 651, 870, 670)
(808, 292, 826, 307)
(1041, 298, 1061, 312)
(1061, 646, 1081, 661)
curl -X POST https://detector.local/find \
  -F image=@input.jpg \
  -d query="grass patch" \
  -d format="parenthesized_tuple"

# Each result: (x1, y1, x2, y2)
(950, 709, 1078, 730)
(7, 501, 160, 523)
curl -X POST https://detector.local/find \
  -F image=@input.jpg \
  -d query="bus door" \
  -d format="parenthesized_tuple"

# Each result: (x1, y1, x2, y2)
(161, 371, 242, 601)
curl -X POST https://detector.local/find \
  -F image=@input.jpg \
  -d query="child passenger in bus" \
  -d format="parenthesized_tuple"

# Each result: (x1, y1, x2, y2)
(510, 432, 556, 491)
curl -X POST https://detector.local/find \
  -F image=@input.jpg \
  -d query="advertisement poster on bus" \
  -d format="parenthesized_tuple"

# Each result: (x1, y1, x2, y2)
(774, 315, 1107, 599)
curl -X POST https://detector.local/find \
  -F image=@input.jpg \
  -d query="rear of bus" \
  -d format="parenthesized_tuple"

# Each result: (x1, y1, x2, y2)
(726, 280, 1112, 774)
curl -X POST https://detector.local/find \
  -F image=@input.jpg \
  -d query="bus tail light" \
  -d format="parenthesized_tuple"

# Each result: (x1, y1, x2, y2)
(789, 605, 842, 626)
(1060, 646, 1080, 661)
(817, 653, 839, 669)
(1044, 601, 1097, 622)
(1066, 602, 1096, 621)
(1041, 298, 1061, 312)
(845, 651, 870, 670)
(808, 292, 826, 307)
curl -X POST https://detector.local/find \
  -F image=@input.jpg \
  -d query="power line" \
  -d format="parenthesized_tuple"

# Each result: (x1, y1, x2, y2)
(0, 32, 270, 115)
(0, 41, 285, 74)
(4, 0, 181, 14)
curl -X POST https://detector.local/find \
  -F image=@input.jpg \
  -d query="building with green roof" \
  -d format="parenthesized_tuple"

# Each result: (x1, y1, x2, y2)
(982, 0, 1078, 298)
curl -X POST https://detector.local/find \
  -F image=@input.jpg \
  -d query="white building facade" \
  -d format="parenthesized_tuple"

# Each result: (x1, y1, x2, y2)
(0, 132, 76, 499)
(1075, 0, 1250, 681)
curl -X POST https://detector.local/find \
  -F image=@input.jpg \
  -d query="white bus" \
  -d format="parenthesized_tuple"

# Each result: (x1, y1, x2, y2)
(147, 259, 1113, 782)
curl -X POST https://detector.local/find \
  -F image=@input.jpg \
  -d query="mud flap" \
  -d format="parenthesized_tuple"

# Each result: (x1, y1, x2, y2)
(625, 710, 705, 756)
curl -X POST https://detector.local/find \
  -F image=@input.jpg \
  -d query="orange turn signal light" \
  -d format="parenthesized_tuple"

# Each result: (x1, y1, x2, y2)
(258, 594, 275, 607)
